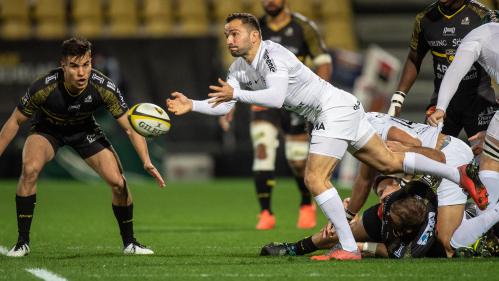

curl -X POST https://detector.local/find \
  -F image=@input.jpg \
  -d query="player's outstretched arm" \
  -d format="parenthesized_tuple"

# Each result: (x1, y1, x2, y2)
(166, 92, 193, 116)
(0, 108, 29, 157)
(116, 114, 166, 188)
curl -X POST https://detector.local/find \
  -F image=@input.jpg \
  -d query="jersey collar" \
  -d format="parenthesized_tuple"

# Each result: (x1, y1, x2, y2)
(250, 41, 264, 70)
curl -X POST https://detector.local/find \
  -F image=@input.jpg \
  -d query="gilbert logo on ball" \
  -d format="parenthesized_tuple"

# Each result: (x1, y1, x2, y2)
(128, 103, 171, 137)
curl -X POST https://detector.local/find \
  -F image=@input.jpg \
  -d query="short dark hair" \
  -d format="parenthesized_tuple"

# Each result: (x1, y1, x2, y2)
(61, 36, 92, 59)
(390, 197, 427, 234)
(225, 12, 261, 33)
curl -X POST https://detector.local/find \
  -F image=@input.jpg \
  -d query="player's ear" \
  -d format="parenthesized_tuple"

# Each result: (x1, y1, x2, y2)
(250, 30, 260, 43)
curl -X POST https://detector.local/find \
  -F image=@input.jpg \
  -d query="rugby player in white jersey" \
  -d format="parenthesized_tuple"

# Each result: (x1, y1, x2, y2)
(428, 13, 499, 249)
(167, 13, 485, 260)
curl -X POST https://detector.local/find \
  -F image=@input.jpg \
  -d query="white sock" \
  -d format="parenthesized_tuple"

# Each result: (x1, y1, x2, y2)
(450, 202, 499, 248)
(314, 188, 357, 252)
(479, 170, 499, 210)
(403, 152, 460, 184)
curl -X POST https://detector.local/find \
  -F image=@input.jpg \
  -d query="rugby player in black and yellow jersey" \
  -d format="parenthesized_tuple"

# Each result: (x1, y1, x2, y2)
(390, 0, 498, 155)
(0, 37, 165, 257)
(219, 0, 332, 230)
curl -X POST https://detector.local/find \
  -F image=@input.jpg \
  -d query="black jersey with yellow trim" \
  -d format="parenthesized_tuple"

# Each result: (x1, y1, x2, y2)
(259, 13, 329, 63)
(17, 68, 128, 132)
(410, 0, 495, 103)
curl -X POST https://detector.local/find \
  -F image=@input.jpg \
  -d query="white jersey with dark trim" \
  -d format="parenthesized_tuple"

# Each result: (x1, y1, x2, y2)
(365, 112, 441, 149)
(192, 40, 358, 123)
(437, 23, 499, 111)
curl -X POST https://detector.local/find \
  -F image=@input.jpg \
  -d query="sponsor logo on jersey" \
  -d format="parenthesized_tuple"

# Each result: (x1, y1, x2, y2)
(393, 244, 404, 258)
(445, 49, 456, 63)
(428, 40, 447, 47)
(417, 212, 436, 245)
(461, 16, 470, 25)
(285, 27, 294, 37)
(106, 81, 116, 91)
(84, 95, 92, 103)
(45, 73, 58, 84)
(443, 27, 456, 36)
(353, 101, 360, 110)
(21, 91, 30, 106)
(92, 73, 105, 84)
(67, 104, 81, 112)
(263, 50, 276, 72)
(313, 122, 325, 130)
(477, 106, 496, 126)
(86, 134, 97, 144)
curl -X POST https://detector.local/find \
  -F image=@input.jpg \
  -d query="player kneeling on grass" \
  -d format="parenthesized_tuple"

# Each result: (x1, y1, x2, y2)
(0, 37, 165, 257)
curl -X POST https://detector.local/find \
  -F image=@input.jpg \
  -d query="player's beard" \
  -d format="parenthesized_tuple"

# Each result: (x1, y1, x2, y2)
(264, 2, 285, 17)
(228, 45, 249, 57)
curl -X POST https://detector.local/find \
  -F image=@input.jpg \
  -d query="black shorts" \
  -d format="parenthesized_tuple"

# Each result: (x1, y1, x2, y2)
(429, 94, 498, 137)
(31, 123, 112, 159)
(362, 204, 383, 242)
(251, 108, 308, 135)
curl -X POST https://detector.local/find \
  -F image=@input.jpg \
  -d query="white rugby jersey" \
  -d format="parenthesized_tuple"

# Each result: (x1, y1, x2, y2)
(192, 40, 358, 123)
(365, 112, 441, 149)
(437, 23, 499, 111)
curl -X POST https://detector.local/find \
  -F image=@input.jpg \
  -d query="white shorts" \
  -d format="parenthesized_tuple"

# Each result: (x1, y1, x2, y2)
(437, 136, 474, 206)
(486, 111, 499, 140)
(309, 107, 376, 159)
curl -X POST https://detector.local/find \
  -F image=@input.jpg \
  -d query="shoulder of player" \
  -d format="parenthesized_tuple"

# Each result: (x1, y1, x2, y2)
(415, 2, 437, 22)
(89, 69, 119, 93)
(467, 0, 491, 18)
(28, 68, 61, 92)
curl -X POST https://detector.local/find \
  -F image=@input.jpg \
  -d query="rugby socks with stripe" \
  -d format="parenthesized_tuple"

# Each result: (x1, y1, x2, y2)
(403, 152, 460, 184)
(112, 204, 134, 247)
(15, 194, 36, 244)
(254, 171, 275, 213)
(294, 176, 312, 206)
(314, 188, 357, 252)
(293, 236, 318, 255)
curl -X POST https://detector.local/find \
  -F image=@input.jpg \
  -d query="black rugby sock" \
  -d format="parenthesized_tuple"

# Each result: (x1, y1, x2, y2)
(294, 236, 318, 255)
(16, 194, 36, 244)
(112, 204, 134, 246)
(294, 176, 312, 206)
(254, 171, 275, 213)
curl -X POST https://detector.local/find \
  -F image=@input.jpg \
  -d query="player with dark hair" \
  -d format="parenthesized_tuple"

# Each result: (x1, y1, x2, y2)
(0, 37, 165, 257)
(221, 0, 332, 230)
(389, 0, 497, 157)
(167, 12, 486, 260)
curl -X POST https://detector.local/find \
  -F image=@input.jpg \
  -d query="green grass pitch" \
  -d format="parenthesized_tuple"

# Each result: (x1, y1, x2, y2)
(0, 178, 497, 280)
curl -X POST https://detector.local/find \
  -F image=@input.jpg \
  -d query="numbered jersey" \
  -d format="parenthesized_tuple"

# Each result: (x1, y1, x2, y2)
(365, 112, 441, 149)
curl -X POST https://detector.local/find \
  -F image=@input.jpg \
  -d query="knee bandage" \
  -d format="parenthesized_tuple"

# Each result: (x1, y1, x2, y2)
(285, 140, 309, 161)
(251, 122, 279, 171)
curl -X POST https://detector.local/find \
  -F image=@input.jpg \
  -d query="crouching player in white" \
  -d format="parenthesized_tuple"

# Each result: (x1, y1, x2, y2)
(429, 12, 499, 250)
(167, 13, 485, 260)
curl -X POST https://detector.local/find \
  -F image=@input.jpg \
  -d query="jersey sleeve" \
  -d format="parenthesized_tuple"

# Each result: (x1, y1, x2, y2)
(409, 12, 430, 57)
(17, 76, 55, 118)
(436, 39, 481, 111)
(300, 17, 332, 66)
(233, 50, 289, 108)
(92, 71, 129, 119)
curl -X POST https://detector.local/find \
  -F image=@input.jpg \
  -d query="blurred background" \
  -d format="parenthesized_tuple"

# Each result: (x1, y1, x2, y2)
(0, 0, 497, 183)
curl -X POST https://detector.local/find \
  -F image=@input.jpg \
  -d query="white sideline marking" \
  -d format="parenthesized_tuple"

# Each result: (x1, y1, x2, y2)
(25, 268, 68, 281)
(0, 245, 9, 255)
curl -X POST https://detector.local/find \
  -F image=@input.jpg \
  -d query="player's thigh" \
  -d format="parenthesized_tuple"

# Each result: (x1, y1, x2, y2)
(305, 141, 343, 195)
(22, 133, 57, 171)
(84, 147, 123, 186)
(353, 133, 403, 174)
(462, 97, 498, 137)
(436, 204, 465, 244)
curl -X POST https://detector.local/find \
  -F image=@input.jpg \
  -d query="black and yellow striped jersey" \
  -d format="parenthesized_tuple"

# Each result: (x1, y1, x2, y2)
(410, 0, 495, 103)
(17, 68, 128, 132)
(259, 13, 329, 64)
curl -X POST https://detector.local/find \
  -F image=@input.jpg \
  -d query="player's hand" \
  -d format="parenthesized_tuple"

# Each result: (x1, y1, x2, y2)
(143, 162, 166, 188)
(166, 92, 193, 115)
(468, 130, 486, 156)
(208, 78, 234, 107)
(321, 221, 336, 239)
(386, 140, 409, 152)
(342, 197, 350, 209)
(218, 108, 235, 132)
(427, 109, 445, 127)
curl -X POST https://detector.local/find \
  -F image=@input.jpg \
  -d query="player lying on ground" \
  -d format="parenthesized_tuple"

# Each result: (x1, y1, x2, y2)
(261, 176, 499, 258)
(0, 37, 165, 257)
(167, 12, 486, 260)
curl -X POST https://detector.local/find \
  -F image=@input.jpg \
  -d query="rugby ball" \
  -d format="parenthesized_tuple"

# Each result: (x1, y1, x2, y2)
(128, 103, 171, 137)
